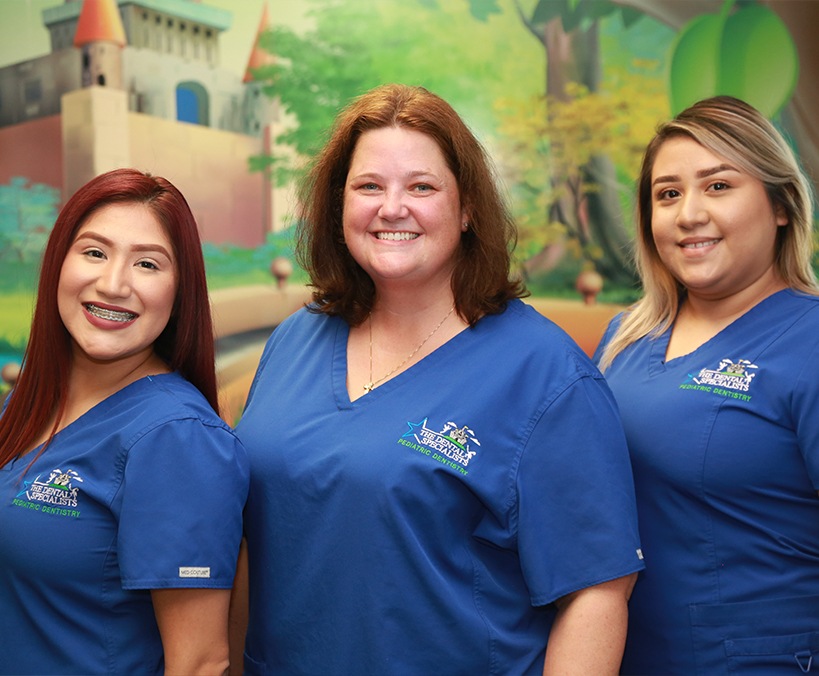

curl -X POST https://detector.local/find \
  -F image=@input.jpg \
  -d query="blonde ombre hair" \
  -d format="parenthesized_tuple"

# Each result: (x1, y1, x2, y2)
(598, 96, 817, 371)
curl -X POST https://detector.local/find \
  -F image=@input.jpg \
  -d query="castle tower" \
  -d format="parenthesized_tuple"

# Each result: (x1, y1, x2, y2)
(62, 0, 130, 198)
(74, 0, 126, 89)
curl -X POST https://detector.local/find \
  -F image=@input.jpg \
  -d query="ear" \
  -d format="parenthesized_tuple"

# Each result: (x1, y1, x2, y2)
(774, 202, 788, 227)
(460, 205, 471, 232)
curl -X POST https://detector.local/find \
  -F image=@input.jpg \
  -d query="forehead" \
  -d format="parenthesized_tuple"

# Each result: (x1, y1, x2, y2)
(652, 136, 731, 173)
(350, 127, 449, 169)
(75, 203, 171, 245)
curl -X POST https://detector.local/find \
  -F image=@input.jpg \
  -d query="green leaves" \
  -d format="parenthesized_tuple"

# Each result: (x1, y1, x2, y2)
(669, 1, 797, 116)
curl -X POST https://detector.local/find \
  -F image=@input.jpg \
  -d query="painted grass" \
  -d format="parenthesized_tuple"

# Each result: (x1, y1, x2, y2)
(0, 290, 34, 356)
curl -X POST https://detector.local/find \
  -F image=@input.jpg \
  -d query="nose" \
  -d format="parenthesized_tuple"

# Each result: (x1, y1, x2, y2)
(377, 188, 408, 221)
(96, 260, 131, 298)
(676, 192, 708, 229)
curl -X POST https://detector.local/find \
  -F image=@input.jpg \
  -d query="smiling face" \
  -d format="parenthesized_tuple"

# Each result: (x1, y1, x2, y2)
(342, 126, 467, 297)
(650, 136, 788, 303)
(57, 202, 178, 368)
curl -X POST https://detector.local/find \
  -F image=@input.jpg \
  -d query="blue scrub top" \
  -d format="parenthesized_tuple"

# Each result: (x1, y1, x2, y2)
(237, 299, 644, 675)
(0, 373, 249, 675)
(596, 289, 819, 674)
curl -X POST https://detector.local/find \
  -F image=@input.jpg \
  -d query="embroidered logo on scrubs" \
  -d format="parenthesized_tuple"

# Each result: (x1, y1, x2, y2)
(11, 468, 83, 518)
(679, 358, 757, 402)
(397, 418, 480, 475)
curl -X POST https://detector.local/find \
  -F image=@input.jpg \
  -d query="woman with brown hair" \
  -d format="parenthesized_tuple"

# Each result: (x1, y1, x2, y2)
(234, 84, 643, 675)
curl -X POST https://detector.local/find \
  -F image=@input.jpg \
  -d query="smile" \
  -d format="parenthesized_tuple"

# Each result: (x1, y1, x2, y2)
(84, 303, 137, 322)
(375, 232, 419, 241)
(680, 239, 720, 249)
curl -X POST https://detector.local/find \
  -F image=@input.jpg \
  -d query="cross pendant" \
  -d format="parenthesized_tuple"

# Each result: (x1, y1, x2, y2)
(363, 382, 374, 393)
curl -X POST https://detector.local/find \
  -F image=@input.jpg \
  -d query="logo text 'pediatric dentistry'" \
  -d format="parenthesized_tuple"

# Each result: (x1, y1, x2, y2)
(679, 358, 758, 401)
(398, 418, 480, 475)
(12, 468, 83, 518)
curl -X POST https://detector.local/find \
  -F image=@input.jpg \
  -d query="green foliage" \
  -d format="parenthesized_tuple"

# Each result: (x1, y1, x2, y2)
(249, 0, 542, 171)
(203, 227, 307, 290)
(465, 0, 502, 20)
(0, 177, 59, 264)
(527, 0, 632, 33)
(669, 0, 797, 116)
(494, 64, 667, 264)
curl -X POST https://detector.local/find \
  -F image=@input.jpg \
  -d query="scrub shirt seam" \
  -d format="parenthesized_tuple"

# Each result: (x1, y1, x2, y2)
(697, 394, 727, 606)
(508, 371, 588, 527)
(510, 368, 601, 604)
(781, 304, 819, 489)
(469, 553, 500, 675)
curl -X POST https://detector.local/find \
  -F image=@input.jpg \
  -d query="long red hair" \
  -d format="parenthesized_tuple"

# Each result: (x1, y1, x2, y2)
(0, 168, 218, 469)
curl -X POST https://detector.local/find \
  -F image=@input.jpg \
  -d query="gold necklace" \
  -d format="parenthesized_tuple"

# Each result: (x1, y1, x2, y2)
(364, 305, 455, 393)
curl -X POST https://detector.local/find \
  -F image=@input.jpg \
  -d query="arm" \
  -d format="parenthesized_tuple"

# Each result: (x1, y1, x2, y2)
(228, 538, 249, 676)
(542, 573, 637, 676)
(151, 588, 232, 676)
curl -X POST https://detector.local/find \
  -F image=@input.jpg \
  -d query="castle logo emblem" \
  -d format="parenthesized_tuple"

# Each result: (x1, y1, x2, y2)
(398, 418, 481, 474)
(693, 358, 757, 392)
(12, 468, 83, 518)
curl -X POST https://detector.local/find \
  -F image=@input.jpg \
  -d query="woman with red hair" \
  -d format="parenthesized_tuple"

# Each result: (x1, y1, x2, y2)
(0, 168, 248, 675)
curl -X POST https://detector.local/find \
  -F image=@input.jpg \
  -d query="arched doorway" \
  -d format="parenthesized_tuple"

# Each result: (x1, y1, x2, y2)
(176, 82, 209, 126)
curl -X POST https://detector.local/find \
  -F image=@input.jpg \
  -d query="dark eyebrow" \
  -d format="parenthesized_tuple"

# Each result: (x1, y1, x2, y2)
(652, 164, 739, 187)
(74, 231, 174, 260)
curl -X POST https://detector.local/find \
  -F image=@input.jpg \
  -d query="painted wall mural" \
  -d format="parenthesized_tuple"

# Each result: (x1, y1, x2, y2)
(0, 0, 816, 421)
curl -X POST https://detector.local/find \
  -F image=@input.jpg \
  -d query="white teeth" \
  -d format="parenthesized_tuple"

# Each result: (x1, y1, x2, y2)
(682, 239, 720, 249)
(375, 232, 419, 241)
(85, 304, 136, 322)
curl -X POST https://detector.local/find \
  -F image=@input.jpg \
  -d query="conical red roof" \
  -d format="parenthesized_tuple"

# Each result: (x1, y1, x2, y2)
(243, 2, 273, 83)
(74, 0, 127, 48)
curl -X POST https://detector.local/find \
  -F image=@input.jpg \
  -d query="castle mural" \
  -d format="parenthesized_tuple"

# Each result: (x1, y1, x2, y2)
(0, 0, 284, 247)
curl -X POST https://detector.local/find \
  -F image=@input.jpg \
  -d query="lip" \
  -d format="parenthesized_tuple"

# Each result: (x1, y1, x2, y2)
(83, 302, 138, 328)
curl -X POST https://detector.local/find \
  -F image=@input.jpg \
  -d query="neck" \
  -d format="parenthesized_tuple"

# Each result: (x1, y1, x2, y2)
(683, 273, 787, 326)
(370, 288, 457, 326)
(63, 350, 169, 425)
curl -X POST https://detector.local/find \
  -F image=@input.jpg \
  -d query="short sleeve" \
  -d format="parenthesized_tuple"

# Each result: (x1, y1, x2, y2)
(118, 418, 249, 589)
(516, 374, 644, 605)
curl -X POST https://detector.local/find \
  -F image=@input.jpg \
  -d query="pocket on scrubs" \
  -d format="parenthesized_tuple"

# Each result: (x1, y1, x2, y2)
(725, 631, 819, 672)
(690, 594, 819, 673)
(242, 651, 267, 675)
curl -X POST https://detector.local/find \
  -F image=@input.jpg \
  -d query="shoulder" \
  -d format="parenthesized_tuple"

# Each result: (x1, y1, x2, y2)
(255, 305, 340, 367)
(781, 289, 819, 314)
(121, 373, 237, 442)
(264, 305, 337, 348)
(478, 299, 591, 368)
(479, 299, 602, 379)
(759, 290, 819, 342)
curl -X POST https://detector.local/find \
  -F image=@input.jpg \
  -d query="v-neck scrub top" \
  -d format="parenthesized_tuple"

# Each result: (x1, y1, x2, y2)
(235, 299, 644, 675)
(0, 372, 249, 675)
(595, 289, 819, 674)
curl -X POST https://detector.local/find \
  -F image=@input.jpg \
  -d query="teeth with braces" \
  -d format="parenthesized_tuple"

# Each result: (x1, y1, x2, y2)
(85, 304, 136, 322)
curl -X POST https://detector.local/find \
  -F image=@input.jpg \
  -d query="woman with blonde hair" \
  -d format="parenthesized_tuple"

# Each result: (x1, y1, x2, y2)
(595, 96, 819, 673)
